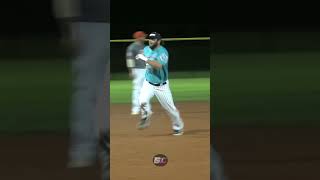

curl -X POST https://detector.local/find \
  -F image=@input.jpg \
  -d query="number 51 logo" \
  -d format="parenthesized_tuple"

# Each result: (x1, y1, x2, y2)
(153, 154, 168, 166)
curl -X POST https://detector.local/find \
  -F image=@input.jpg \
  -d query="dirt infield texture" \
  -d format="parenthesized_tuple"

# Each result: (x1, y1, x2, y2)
(2, 103, 319, 179)
(110, 102, 210, 180)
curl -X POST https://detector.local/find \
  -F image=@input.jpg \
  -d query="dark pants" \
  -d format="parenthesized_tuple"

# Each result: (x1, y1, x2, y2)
(211, 146, 227, 180)
(68, 22, 110, 180)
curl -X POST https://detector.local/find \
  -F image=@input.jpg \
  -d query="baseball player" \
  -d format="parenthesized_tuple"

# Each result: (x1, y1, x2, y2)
(135, 32, 184, 135)
(126, 31, 147, 115)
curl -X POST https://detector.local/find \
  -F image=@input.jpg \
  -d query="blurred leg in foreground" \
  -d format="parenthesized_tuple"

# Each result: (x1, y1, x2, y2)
(68, 22, 110, 179)
(53, 0, 110, 179)
(99, 46, 110, 180)
(100, 131, 110, 180)
(212, 146, 227, 180)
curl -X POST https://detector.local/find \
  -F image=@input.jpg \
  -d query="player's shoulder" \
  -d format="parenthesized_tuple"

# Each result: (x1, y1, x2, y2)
(127, 42, 136, 50)
(159, 46, 168, 54)
(159, 45, 167, 51)
(144, 46, 151, 51)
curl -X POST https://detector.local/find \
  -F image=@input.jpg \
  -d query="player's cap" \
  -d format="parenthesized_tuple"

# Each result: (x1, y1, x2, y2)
(133, 31, 146, 39)
(148, 32, 162, 40)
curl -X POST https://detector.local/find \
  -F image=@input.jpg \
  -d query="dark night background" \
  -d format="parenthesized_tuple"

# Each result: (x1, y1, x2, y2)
(0, 2, 208, 39)
(111, 24, 209, 72)
(0, 1, 208, 60)
(111, 24, 208, 39)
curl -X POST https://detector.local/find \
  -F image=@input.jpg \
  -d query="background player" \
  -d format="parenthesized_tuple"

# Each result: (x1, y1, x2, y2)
(135, 32, 184, 135)
(126, 31, 147, 115)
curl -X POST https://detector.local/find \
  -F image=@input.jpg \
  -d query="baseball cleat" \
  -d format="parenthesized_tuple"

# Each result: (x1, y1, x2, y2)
(173, 129, 184, 136)
(131, 111, 140, 115)
(137, 112, 153, 129)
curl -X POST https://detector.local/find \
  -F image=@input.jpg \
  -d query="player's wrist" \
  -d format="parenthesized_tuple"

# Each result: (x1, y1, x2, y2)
(135, 54, 148, 62)
(141, 55, 148, 62)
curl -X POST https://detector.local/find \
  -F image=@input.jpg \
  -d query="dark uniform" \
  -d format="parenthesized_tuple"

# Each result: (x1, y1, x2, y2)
(53, 0, 109, 179)
(211, 116, 226, 179)
(211, 146, 227, 180)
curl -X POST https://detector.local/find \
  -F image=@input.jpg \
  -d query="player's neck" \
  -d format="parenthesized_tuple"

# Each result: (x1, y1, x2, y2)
(151, 45, 161, 50)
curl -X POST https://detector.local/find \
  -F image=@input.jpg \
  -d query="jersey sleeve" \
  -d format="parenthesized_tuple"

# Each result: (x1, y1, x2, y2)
(158, 52, 168, 65)
(126, 44, 136, 68)
(142, 47, 148, 56)
(126, 45, 135, 60)
(148, 53, 158, 61)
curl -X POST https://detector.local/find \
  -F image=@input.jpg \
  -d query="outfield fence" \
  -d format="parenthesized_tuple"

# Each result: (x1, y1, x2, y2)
(111, 37, 210, 73)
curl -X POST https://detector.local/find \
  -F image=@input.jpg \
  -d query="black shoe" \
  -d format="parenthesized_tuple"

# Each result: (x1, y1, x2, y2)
(137, 112, 153, 129)
(173, 129, 184, 136)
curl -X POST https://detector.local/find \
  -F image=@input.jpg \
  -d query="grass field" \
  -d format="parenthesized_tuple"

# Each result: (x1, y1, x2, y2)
(111, 78, 210, 103)
(111, 71, 209, 80)
(0, 60, 208, 132)
(2, 51, 320, 132)
(0, 60, 71, 133)
(213, 51, 320, 127)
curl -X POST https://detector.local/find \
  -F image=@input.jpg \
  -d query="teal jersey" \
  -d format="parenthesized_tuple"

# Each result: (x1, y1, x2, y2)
(144, 45, 169, 84)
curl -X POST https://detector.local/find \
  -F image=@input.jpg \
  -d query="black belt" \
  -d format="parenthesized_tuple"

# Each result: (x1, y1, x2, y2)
(148, 81, 167, 86)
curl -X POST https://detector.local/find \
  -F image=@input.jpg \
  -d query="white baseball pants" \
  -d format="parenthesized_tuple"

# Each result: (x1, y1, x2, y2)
(139, 80, 184, 131)
(131, 68, 146, 113)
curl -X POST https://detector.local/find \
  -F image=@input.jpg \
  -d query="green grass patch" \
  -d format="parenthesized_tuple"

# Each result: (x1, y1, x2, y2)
(111, 71, 209, 80)
(0, 60, 71, 133)
(111, 78, 210, 103)
(0, 60, 208, 133)
(212, 52, 320, 127)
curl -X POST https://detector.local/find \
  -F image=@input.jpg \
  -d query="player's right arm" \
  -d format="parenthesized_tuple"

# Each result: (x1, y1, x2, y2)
(146, 60, 162, 69)
(136, 53, 162, 69)
(145, 52, 168, 69)
(136, 48, 166, 69)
